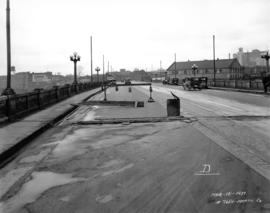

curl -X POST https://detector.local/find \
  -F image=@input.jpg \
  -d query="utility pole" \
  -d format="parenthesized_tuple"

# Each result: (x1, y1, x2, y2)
(213, 35, 216, 86)
(108, 61, 109, 74)
(90, 36, 93, 83)
(103, 55, 107, 101)
(160, 60, 162, 80)
(102, 55, 105, 83)
(2, 0, 15, 95)
(174, 53, 177, 78)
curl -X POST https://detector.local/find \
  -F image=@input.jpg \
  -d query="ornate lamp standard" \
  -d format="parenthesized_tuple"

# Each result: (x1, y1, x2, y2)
(191, 64, 198, 77)
(70, 52, 80, 84)
(261, 51, 270, 74)
(2, 0, 15, 95)
(95, 67, 100, 82)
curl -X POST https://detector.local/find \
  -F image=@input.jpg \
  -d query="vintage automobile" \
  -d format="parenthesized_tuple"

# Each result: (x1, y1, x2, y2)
(199, 77, 208, 89)
(162, 77, 179, 85)
(171, 78, 179, 85)
(124, 78, 131, 85)
(183, 77, 208, 90)
(162, 79, 169, 84)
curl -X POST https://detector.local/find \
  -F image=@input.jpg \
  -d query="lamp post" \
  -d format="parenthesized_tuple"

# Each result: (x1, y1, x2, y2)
(261, 51, 270, 74)
(90, 36, 93, 83)
(2, 0, 15, 96)
(95, 67, 100, 82)
(213, 35, 216, 86)
(70, 52, 80, 84)
(191, 64, 198, 77)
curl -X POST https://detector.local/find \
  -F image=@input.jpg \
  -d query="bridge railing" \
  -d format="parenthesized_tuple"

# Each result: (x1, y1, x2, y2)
(0, 82, 102, 121)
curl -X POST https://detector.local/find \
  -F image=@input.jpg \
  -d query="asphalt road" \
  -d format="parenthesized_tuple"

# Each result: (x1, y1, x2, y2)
(0, 84, 270, 213)
(154, 83, 270, 108)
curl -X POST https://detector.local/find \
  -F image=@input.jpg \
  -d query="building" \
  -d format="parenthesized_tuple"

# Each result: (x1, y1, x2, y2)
(109, 70, 151, 82)
(167, 58, 242, 81)
(242, 66, 267, 79)
(148, 70, 167, 81)
(233, 48, 266, 67)
(0, 72, 72, 94)
(32, 72, 53, 82)
(0, 72, 33, 94)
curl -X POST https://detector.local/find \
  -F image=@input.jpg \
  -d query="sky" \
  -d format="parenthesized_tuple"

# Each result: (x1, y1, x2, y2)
(0, 0, 269, 76)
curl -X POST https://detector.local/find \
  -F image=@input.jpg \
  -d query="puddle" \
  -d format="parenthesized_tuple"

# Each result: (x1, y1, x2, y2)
(0, 167, 32, 198)
(19, 149, 51, 164)
(47, 128, 99, 160)
(42, 127, 134, 160)
(96, 194, 113, 204)
(44, 123, 169, 161)
(98, 159, 123, 169)
(59, 196, 71, 202)
(91, 135, 133, 149)
(102, 163, 134, 176)
(0, 171, 84, 213)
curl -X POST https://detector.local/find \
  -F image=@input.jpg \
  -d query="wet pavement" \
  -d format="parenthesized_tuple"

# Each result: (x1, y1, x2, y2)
(0, 84, 270, 213)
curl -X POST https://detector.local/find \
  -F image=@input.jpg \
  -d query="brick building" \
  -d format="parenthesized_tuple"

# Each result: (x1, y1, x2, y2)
(167, 58, 242, 81)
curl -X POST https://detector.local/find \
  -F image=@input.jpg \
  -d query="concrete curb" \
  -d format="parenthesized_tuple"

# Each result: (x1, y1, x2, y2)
(208, 87, 269, 95)
(0, 89, 102, 168)
(75, 116, 195, 125)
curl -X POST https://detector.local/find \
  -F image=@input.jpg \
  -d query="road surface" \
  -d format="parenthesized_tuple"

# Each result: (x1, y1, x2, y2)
(0, 83, 270, 213)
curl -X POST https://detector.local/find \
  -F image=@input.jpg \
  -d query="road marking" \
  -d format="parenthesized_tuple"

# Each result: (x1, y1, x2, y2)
(194, 164, 220, 176)
(194, 122, 270, 181)
(194, 173, 220, 176)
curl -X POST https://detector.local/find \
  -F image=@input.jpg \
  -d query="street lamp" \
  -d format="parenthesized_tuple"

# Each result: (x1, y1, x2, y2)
(70, 52, 80, 84)
(261, 51, 270, 74)
(191, 64, 198, 77)
(2, 0, 15, 96)
(95, 67, 100, 82)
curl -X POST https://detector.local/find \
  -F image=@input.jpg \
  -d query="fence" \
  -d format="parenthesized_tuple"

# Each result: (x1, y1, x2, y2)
(208, 80, 264, 90)
(0, 82, 102, 121)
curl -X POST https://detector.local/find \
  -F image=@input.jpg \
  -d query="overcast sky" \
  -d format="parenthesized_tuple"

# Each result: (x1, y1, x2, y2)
(0, 0, 269, 75)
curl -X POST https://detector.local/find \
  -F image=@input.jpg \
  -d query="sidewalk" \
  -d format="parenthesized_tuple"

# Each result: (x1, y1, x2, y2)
(0, 88, 101, 165)
(209, 86, 269, 95)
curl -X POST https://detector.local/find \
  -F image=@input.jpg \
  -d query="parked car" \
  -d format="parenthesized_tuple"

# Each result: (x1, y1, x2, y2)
(199, 77, 208, 89)
(124, 78, 131, 85)
(162, 79, 169, 84)
(183, 77, 202, 90)
(171, 78, 179, 85)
